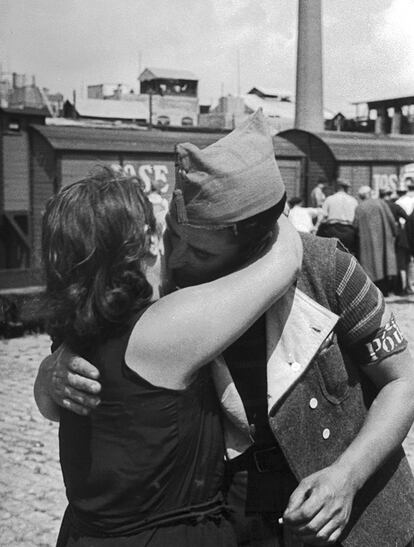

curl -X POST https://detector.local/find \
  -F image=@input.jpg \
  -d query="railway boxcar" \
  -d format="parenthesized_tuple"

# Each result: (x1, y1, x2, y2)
(0, 120, 304, 329)
(2, 122, 413, 299)
(278, 129, 414, 202)
(28, 123, 305, 274)
(2, 121, 414, 330)
(0, 107, 47, 290)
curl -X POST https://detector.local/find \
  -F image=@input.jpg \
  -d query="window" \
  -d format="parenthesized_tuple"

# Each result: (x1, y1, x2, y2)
(157, 115, 170, 126)
(181, 116, 193, 127)
(8, 119, 20, 132)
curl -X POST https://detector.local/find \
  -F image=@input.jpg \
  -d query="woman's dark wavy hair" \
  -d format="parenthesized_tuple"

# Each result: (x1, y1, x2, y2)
(42, 167, 156, 351)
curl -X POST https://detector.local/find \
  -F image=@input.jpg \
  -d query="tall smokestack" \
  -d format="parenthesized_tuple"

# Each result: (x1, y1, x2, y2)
(295, 0, 324, 132)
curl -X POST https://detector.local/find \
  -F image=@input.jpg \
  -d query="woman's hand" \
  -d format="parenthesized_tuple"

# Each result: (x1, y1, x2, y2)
(283, 463, 357, 545)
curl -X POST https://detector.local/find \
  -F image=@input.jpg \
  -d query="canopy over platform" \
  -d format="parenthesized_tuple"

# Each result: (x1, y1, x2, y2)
(352, 95, 414, 110)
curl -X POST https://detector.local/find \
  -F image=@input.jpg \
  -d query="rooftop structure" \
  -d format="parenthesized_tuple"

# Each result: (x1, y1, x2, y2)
(138, 67, 198, 97)
(353, 95, 414, 111)
(200, 87, 336, 132)
(0, 71, 62, 116)
(87, 83, 134, 100)
(63, 98, 149, 124)
(244, 88, 335, 132)
(139, 67, 197, 81)
(247, 87, 292, 101)
(351, 95, 414, 135)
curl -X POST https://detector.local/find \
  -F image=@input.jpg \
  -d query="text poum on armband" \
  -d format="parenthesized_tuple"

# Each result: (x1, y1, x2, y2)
(360, 314, 407, 365)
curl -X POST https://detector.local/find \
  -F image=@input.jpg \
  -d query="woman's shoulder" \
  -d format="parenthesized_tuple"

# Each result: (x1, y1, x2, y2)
(90, 304, 154, 365)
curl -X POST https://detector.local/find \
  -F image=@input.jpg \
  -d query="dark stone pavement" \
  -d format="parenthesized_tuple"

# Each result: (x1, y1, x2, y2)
(0, 294, 413, 545)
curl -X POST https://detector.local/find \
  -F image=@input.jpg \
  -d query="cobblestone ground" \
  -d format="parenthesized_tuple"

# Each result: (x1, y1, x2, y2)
(387, 294, 414, 464)
(0, 295, 414, 546)
(0, 334, 65, 547)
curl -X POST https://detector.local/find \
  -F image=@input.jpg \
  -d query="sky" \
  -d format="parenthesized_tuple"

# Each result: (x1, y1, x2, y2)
(1, 0, 413, 115)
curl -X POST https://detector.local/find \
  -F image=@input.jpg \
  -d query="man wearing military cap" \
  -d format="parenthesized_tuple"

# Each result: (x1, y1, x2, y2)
(35, 110, 414, 546)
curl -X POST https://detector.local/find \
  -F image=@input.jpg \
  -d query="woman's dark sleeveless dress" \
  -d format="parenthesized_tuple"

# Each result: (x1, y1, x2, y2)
(56, 319, 235, 546)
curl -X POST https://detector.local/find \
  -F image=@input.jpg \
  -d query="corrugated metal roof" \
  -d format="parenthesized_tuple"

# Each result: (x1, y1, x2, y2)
(31, 123, 305, 157)
(315, 131, 414, 162)
(352, 95, 414, 108)
(243, 95, 335, 123)
(248, 87, 292, 99)
(73, 99, 149, 120)
(31, 124, 227, 153)
(139, 67, 198, 81)
(244, 93, 295, 120)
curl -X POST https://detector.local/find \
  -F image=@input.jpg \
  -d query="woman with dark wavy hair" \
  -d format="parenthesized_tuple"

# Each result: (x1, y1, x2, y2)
(38, 167, 301, 547)
(42, 169, 158, 352)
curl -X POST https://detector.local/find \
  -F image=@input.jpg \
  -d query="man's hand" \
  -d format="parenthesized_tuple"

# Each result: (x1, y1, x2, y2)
(283, 464, 356, 545)
(46, 344, 101, 416)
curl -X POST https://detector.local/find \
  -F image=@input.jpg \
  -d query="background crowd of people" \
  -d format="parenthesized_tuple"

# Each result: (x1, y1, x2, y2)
(288, 176, 414, 297)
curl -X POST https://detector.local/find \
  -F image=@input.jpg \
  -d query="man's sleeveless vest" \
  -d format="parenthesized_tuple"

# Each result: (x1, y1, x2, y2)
(214, 233, 414, 546)
(270, 234, 414, 546)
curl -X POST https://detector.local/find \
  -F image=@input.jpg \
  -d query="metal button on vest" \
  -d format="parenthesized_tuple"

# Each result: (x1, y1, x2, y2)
(322, 428, 330, 439)
(291, 361, 301, 372)
(309, 397, 318, 409)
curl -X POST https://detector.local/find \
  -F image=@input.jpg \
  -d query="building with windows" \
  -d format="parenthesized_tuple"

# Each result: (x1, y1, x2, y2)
(351, 95, 414, 135)
(200, 87, 336, 131)
(81, 68, 200, 127)
(138, 67, 199, 127)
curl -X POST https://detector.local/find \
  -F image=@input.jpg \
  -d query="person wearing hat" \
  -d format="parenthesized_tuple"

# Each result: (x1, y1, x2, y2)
(317, 178, 358, 254)
(380, 188, 410, 295)
(35, 163, 301, 547)
(353, 185, 397, 296)
(35, 110, 414, 546)
(396, 177, 414, 217)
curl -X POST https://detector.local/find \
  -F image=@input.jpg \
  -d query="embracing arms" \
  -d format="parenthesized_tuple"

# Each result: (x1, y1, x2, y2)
(125, 216, 301, 389)
(34, 215, 302, 416)
(34, 344, 101, 420)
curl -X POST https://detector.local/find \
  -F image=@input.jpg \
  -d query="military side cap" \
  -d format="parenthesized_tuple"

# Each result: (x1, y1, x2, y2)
(172, 109, 286, 228)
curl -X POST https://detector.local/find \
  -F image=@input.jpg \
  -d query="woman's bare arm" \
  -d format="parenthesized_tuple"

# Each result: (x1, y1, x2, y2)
(126, 215, 302, 389)
(34, 215, 302, 413)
